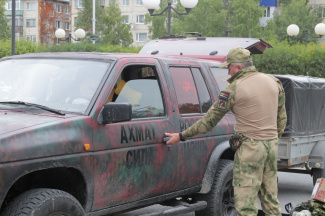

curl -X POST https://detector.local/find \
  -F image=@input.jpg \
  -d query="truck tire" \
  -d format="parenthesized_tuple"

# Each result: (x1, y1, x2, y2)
(195, 159, 237, 216)
(312, 168, 325, 185)
(0, 188, 85, 216)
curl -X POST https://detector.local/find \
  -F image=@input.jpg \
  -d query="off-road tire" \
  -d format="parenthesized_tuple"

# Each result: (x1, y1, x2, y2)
(312, 168, 325, 185)
(0, 188, 85, 216)
(195, 159, 237, 216)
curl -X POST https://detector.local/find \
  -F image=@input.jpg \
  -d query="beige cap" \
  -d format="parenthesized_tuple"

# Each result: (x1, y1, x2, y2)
(218, 47, 251, 68)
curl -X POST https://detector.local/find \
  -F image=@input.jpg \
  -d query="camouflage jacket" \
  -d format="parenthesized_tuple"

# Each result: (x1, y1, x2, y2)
(182, 66, 287, 139)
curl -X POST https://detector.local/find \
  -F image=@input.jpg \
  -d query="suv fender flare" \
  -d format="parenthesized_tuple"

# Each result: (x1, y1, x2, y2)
(309, 140, 325, 169)
(198, 140, 232, 194)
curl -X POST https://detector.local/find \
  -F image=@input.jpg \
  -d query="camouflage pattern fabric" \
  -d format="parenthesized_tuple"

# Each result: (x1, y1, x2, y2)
(182, 66, 287, 216)
(182, 66, 287, 139)
(233, 137, 281, 216)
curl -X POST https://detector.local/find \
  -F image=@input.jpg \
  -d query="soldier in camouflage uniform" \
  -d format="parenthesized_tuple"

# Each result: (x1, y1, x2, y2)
(165, 47, 287, 216)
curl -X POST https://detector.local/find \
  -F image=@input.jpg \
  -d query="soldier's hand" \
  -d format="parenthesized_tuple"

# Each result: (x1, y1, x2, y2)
(165, 133, 180, 145)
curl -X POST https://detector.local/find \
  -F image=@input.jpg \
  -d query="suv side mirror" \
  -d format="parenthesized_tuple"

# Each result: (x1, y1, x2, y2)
(98, 102, 132, 124)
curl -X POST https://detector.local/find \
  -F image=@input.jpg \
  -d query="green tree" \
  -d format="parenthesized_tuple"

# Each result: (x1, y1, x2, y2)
(0, 0, 10, 39)
(145, 0, 170, 39)
(172, 0, 227, 37)
(100, 0, 133, 46)
(270, 0, 322, 42)
(76, 0, 104, 33)
(228, 0, 264, 38)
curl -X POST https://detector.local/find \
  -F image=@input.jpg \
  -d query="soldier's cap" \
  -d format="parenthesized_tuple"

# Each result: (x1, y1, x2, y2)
(218, 47, 251, 68)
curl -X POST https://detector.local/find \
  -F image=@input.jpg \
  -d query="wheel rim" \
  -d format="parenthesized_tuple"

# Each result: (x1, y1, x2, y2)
(222, 178, 237, 216)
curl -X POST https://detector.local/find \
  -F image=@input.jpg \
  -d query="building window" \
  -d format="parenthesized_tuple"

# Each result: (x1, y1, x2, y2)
(6, 0, 23, 10)
(26, 19, 36, 27)
(75, 0, 84, 8)
(136, 15, 145, 24)
(74, 17, 78, 26)
(65, 6, 69, 14)
(27, 2, 36, 10)
(27, 35, 36, 42)
(264, 7, 271, 17)
(136, 33, 147, 42)
(65, 22, 70, 30)
(55, 20, 62, 29)
(123, 15, 129, 24)
(57, 5, 62, 13)
(136, 0, 143, 6)
(14, 17, 23, 26)
(99, 0, 105, 6)
(123, 0, 129, 6)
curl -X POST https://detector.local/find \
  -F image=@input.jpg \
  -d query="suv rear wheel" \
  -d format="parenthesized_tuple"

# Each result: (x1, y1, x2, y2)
(1, 188, 84, 216)
(195, 159, 237, 216)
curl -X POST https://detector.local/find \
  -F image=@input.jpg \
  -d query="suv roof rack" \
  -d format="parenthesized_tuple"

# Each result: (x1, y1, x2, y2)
(185, 32, 202, 37)
(159, 35, 186, 39)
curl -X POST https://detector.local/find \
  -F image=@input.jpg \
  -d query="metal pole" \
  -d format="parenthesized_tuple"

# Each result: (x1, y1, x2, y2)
(69, 33, 72, 43)
(92, 0, 95, 44)
(11, 0, 16, 55)
(167, 2, 171, 36)
(305, 29, 308, 46)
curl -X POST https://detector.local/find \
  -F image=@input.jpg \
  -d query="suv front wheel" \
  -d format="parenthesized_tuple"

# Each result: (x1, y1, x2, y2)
(195, 159, 237, 216)
(1, 188, 85, 216)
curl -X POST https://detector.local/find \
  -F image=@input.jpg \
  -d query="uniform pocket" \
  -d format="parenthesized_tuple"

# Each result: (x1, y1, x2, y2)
(233, 177, 253, 187)
(237, 141, 265, 164)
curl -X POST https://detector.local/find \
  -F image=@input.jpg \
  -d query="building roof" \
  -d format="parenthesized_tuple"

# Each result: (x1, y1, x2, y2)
(260, 0, 277, 7)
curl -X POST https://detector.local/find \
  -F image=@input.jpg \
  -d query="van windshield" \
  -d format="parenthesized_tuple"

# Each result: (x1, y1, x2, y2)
(0, 59, 109, 114)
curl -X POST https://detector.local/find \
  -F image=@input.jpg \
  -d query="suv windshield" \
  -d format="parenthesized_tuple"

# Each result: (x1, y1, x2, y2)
(0, 59, 109, 114)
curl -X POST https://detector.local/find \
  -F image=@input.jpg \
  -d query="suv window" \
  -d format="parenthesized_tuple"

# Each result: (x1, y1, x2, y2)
(192, 68, 212, 113)
(170, 67, 212, 114)
(210, 67, 230, 92)
(111, 65, 165, 119)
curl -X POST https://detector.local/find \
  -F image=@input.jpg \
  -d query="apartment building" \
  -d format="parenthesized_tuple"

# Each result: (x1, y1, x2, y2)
(5, 0, 70, 45)
(259, 0, 277, 27)
(70, 0, 155, 47)
(118, 0, 149, 47)
(308, 0, 325, 21)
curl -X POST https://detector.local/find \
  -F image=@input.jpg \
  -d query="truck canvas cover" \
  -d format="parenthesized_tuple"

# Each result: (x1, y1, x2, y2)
(274, 75, 325, 137)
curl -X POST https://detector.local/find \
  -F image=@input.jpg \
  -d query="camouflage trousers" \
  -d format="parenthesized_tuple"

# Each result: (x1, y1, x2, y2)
(233, 137, 281, 216)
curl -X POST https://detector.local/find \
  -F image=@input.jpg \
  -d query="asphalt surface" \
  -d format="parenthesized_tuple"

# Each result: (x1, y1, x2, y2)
(114, 169, 314, 216)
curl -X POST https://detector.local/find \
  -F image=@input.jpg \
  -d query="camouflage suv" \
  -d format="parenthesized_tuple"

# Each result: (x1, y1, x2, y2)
(0, 52, 236, 216)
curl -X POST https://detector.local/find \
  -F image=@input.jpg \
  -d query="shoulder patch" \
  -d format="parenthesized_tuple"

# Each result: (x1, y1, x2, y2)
(218, 100, 227, 110)
(219, 91, 230, 101)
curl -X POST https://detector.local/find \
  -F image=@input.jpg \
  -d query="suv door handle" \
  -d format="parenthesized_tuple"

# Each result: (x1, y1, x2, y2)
(162, 136, 172, 151)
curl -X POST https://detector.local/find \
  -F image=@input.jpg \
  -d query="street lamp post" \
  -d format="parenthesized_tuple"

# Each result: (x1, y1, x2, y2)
(287, 23, 325, 46)
(143, 0, 198, 36)
(55, 28, 86, 43)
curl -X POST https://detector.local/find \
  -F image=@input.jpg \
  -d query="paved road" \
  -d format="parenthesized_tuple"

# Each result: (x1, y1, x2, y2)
(115, 170, 314, 216)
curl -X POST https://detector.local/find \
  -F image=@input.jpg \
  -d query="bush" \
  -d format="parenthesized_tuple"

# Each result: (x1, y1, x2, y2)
(38, 42, 141, 53)
(254, 40, 325, 78)
(0, 39, 42, 58)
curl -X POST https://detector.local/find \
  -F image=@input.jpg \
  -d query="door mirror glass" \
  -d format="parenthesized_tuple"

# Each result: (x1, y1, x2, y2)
(98, 102, 132, 124)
